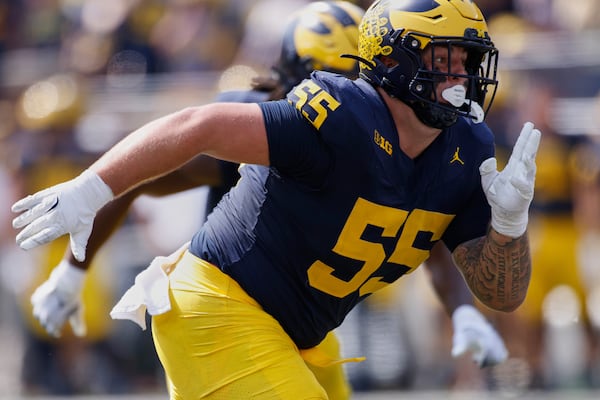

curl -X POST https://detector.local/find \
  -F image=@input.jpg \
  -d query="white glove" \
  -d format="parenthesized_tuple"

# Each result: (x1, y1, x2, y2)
(451, 304, 508, 367)
(31, 260, 87, 338)
(12, 169, 113, 262)
(479, 122, 541, 238)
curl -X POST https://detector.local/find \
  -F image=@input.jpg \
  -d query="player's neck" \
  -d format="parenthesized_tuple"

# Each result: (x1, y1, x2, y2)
(378, 88, 442, 159)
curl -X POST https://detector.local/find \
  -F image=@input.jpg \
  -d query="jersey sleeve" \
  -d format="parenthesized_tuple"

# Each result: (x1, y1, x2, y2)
(442, 181, 491, 252)
(258, 99, 332, 188)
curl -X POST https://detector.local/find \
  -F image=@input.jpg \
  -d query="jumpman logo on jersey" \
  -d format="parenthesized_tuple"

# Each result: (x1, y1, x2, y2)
(450, 147, 464, 165)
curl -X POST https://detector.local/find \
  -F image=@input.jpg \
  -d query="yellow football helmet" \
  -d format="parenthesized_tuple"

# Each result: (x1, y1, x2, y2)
(275, 1, 365, 91)
(358, 0, 499, 128)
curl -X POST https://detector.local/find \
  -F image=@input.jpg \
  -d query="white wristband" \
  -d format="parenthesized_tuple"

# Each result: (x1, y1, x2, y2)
(79, 169, 114, 212)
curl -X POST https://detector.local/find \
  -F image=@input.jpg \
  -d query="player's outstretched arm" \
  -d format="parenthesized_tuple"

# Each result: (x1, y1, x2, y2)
(91, 103, 268, 197)
(14, 103, 265, 336)
(12, 103, 266, 260)
(452, 122, 541, 312)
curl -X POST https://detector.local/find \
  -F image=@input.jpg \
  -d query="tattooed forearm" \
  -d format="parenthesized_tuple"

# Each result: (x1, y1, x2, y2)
(452, 229, 531, 312)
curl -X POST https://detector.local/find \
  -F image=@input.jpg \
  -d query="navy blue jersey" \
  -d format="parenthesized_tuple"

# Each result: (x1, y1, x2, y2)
(190, 71, 494, 349)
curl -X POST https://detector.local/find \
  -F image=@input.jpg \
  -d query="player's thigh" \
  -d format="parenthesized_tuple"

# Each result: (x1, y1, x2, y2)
(152, 252, 328, 399)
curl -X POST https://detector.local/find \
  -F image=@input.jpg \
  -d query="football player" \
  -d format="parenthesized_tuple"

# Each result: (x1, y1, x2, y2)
(13, 1, 538, 398)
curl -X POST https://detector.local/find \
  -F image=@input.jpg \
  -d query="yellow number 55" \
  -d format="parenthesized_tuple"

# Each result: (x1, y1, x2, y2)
(308, 198, 454, 298)
(290, 80, 340, 129)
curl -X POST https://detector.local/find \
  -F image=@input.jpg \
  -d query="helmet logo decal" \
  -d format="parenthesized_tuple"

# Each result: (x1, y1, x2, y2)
(464, 27, 489, 40)
(358, 2, 392, 71)
(374, 130, 393, 155)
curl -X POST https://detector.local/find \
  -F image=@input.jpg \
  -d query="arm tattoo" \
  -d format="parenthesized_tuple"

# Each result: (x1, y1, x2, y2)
(452, 229, 531, 312)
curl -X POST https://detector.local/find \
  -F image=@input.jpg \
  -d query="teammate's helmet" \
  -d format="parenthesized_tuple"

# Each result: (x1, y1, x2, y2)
(358, 0, 499, 129)
(274, 1, 365, 92)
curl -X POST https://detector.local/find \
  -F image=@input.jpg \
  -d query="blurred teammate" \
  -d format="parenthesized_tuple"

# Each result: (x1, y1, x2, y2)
(13, 1, 539, 398)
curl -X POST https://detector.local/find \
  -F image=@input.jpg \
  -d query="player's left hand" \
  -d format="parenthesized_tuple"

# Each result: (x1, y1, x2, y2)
(12, 169, 113, 261)
(479, 121, 541, 238)
(451, 304, 508, 368)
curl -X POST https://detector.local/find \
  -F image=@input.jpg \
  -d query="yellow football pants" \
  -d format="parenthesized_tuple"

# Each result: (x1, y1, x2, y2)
(151, 250, 353, 399)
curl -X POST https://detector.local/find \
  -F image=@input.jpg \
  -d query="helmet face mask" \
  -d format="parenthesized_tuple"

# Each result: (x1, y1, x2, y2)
(411, 37, 499, 128)
(358, 0, 499, 129)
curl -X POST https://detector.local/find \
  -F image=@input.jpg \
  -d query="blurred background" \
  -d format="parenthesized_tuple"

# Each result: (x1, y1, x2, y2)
(0, 0, 600, 398)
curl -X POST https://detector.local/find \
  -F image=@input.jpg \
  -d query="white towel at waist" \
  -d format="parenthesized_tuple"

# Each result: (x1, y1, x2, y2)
(110, 242, 189, 330)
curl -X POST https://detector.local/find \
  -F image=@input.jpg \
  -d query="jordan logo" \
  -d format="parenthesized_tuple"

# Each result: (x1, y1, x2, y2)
(450, 147, 464, 165)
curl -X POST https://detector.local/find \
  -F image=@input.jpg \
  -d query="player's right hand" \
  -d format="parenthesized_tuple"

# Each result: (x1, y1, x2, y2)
(31, 260, 87, 338)
(12, 169, 113, 262)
